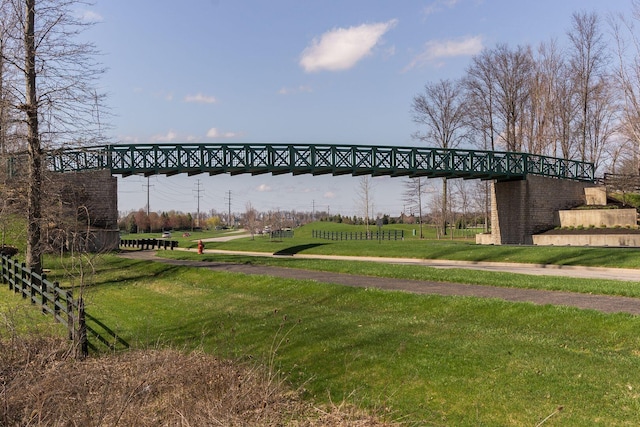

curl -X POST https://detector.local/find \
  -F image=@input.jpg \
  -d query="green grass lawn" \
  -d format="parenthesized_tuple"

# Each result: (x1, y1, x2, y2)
(215, 237, 640, 268)
(14, 253, 639, 426)
(3, 222, 640, 425)
(155, 251, 640, 297)
(145, 222, 640, 269)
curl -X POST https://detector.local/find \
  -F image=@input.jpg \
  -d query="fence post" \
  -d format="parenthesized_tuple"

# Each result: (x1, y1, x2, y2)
(20, 263, 27, 299)
(53, 282, 60, 318)
(11, 258, 17, 293)
(6, 257, 12, 291)
(41, 274, 48, 314)
(29, 268, 36, 304)
(76, 297, 88, 359)
(67, 290, 74, 340)
(1, 256, 5, 285)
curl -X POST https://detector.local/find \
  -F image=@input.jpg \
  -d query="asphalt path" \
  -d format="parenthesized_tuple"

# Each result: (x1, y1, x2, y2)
(120, 249, 640, 316)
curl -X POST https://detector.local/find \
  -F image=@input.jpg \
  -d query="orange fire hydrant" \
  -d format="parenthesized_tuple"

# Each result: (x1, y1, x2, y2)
(197, 239, 204, 254)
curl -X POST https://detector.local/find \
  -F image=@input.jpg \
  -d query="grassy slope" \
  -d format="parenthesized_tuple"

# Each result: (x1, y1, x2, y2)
(156, 251, 640, 297)
(4, 222, 640, 425)
(65, 255, 640, 426)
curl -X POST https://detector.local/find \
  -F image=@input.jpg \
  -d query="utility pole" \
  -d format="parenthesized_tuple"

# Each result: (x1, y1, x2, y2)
(193, 179, 204, 228)
(312, 200, 315, 221)
(226, 190, 232, 227)
(143, 177, 154, 232)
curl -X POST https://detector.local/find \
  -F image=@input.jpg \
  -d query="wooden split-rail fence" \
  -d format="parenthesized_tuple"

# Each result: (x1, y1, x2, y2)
(312, 229, 404, 241)
(120, 238, 178, 250)
(0, 255, 128, 357)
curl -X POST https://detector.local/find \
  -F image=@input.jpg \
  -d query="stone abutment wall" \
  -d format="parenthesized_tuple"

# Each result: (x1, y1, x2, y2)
(46, 170, 119, 252)
(490, 175, 595, 245)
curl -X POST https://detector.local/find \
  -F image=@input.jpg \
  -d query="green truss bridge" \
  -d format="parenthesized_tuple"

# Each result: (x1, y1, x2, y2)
(47, 143, 595, 182)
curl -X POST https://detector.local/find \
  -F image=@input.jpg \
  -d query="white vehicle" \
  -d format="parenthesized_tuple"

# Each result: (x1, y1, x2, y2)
(161, 231, 171, 238)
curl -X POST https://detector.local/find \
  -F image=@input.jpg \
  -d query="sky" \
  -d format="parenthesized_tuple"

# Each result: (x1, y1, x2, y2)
(81, 0, 629, 218)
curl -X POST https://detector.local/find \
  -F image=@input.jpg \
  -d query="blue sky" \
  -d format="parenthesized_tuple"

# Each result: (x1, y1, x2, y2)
(83, 0, 627, 217)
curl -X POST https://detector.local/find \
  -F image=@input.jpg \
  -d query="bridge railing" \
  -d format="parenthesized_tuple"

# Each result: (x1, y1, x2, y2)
(45, 143, 595, 182)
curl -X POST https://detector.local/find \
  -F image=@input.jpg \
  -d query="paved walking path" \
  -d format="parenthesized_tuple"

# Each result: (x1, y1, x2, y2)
(120, 250, 640, 316)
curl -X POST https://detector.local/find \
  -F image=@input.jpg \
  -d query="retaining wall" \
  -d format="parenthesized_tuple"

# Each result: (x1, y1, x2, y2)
(532, 234, 640, 247)
(558, 209, 638, 228)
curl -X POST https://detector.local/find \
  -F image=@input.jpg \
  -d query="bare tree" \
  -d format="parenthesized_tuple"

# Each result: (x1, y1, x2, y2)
(525, 39, 566, 156)
(491, 44, 534, 152)
(451, 179, 473, 236)
(567, 11, 609, 164)
(412, 78, 468, 236)
(244, 202, 258, 240)
(464, 49, 498, 151)
(611, 4, 640, 174)
(552, 58, 579, 159)
(402, 177, 430, 238)
(1, 0, 106, 271)
(471, 180, 491, 233)
(587, 77, 618, 172)
(356, 176, 375, 234)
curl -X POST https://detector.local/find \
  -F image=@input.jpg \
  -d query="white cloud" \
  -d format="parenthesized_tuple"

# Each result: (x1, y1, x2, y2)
(323, 191, 336, 199)
(151, 130, 179, 142)
(299, 19, 398, 72)
(206, 127, 238, 138)
(119, 135, 140, 144)
(184, 93, 217, 104)
(78, 10, 103, 23)
(422, 0, 459, 18)
(278, 85, 313, 95)
(257, 184, 272, 192)
(404, 35, 483, 71)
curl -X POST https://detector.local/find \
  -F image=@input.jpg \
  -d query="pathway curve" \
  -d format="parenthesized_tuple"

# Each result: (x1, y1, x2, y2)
(119, 250, 640, 316)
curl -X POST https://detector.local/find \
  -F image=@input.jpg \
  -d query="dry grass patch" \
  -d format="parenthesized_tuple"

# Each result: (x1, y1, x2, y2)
(0, 336, 395, 426)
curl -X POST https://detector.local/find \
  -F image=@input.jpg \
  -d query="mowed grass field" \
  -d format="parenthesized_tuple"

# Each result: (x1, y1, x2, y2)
(133, 222, 640, 269)
(3, 223, 640, 425)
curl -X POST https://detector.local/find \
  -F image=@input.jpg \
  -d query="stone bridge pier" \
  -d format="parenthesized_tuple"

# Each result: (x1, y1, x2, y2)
(487, 175, 596, 245)
(48, 169, 119, 252)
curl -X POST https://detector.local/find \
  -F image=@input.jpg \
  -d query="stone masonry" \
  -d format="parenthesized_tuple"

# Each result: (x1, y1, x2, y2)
(46, 170, 119, 252)
(490, 175, 595, 245)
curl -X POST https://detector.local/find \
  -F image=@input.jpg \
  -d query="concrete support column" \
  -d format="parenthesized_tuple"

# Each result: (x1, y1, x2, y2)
(490, 175, 593, 245)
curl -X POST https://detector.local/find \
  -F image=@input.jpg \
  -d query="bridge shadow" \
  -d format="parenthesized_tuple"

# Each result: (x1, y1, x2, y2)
(273, 243, 329, 256)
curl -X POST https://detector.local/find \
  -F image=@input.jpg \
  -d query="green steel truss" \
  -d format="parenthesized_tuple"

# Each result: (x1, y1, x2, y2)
(46, 143, 595, 182)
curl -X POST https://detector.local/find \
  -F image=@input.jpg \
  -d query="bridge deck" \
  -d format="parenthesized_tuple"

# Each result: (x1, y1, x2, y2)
(46, 143, 595, 182)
